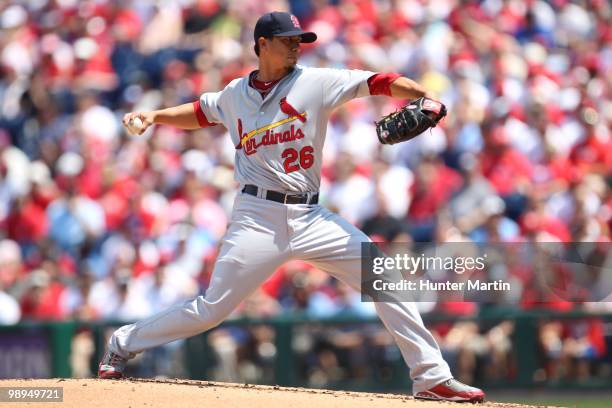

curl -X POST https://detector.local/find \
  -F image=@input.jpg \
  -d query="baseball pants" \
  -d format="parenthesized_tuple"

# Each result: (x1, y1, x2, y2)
(108, 191, 452, 392)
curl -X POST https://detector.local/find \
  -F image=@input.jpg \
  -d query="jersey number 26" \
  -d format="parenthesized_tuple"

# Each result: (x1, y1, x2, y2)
(282, 146, 314, 173)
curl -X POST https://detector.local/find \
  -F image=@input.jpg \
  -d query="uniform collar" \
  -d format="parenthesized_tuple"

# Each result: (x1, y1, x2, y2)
(244, 66, 300, 104)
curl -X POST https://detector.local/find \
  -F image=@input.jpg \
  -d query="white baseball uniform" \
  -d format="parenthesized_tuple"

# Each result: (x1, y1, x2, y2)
(108, 65, 452, 393)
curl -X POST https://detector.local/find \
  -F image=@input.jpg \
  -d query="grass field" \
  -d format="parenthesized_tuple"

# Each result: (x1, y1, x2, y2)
(490, 392, 612, 408)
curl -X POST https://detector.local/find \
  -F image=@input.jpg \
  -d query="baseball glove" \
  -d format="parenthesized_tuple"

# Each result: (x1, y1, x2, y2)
(375, 97, 447, 145)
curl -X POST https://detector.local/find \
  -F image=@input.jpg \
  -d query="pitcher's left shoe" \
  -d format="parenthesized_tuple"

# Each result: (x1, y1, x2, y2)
(414, 378, 485, 402)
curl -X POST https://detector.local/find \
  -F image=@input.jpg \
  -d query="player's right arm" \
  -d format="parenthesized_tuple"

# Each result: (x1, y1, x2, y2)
(123, 100, 217, 135)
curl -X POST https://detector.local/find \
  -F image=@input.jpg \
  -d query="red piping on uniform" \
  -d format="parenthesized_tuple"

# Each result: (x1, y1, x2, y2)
(367, 72, 401, 96)
(192, 101, 216, 128)
(235, 118, 243, 149)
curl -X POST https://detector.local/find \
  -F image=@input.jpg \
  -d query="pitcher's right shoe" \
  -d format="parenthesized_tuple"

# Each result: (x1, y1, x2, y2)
(414, 378, 485, 402)
(98, 350, 127, 379)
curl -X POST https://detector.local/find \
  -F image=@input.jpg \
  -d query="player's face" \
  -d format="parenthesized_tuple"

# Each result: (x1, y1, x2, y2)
(268, 36, 301, 68)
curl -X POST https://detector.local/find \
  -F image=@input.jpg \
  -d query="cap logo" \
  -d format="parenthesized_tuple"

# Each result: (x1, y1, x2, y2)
(290, 15, 301, 28)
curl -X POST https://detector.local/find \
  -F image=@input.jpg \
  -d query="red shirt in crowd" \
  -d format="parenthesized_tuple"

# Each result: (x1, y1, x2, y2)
(20, 282, 66, 320)
(480, 147, 533, 195)
(409, 163, 462, 221)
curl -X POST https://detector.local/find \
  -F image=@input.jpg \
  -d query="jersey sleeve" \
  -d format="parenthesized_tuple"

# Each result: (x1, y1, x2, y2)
(319, 68, 376, 110)
(198, 90, 225, 126)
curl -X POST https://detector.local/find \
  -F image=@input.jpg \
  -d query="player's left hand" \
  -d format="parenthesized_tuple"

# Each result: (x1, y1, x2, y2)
(375, 97, 447, 145)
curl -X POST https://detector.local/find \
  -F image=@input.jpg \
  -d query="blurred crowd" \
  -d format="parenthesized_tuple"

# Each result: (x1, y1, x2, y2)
(0, 0, 610, 386)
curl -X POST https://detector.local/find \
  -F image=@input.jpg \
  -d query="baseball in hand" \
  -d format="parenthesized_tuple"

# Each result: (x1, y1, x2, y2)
(128, 117, 144, 135)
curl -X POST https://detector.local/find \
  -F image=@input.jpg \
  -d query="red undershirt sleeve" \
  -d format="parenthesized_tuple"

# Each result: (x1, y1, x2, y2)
(192, 101, 217, 128)
(367, 72, 402, 96)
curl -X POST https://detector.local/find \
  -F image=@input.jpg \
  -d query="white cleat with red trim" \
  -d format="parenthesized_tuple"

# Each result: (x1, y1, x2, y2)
(97, 351, 128, 379)
(414, 378, 485, 403)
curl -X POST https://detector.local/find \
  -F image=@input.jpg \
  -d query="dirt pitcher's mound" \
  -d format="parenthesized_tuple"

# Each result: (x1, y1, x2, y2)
(0, 378, 530, 408)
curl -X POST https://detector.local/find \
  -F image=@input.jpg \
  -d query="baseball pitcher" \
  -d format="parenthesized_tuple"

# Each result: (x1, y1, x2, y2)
(99, 11, 485, 402)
